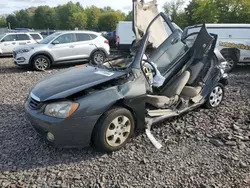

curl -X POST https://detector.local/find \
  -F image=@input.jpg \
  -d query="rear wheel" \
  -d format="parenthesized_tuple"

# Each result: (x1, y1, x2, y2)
(222, 53, 238, 72)
(204, 83, 225, 109)
(91, 51, 105, 65)
(32, 55, 51, 71)
(92, 107, 135, 152)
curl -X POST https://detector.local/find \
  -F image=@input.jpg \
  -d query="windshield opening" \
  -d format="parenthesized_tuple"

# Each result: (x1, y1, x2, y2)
(39, 32, 61, 44)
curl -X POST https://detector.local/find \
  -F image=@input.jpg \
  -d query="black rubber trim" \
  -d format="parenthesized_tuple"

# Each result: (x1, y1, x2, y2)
(29, 51, 54, 65)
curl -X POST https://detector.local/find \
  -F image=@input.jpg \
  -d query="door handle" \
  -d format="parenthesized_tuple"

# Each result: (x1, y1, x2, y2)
(12, 42, 16, 45)
(89, 44, 94, 45)
(27, 41, 31, 43)
(69, 45, 74, 48)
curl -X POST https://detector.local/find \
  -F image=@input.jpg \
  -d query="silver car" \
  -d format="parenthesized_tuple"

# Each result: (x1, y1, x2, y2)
(13, 31, 110, 71)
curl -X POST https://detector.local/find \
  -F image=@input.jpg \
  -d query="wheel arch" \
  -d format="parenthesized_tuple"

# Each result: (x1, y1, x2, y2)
(29, 51, 54, 65)
(90, 48, 108, 59)
(220, 48, 240, 61)
(90, 98, 142, 141)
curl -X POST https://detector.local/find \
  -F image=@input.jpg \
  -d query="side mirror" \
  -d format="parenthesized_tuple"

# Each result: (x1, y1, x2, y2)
(52, 40, 59, 45)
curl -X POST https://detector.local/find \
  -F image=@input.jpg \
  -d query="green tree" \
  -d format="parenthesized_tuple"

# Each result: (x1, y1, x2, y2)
(163, 0, 188, 28)
(102, 6, 113, 12)
(6, 14, 18, 29)
(125, 11, 132, 21)
(85, 6, 102, 30)
(33, 6, 57, 29)
(185, 0, 200, 25)
(98, 12, 125, 31)
(71, 12, 87, 29)
(192, 0, 218, 23)
(216, 0, 250, 23)
(15, 9, 32, 28)
(0, 17, 7, 27)
(56, 2, 83, 29)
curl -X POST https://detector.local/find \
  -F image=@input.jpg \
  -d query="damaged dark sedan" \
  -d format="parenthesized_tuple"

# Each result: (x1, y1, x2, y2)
(25, 0, 228, 152)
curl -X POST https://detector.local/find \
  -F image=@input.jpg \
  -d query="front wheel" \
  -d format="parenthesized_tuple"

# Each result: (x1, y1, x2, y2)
(32, 55, 51, 71)
(92, 107, 135, 152)
(204, 83, 225, 109)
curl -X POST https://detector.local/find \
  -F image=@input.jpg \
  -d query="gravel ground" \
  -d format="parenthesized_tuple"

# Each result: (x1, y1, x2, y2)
(0, 58, 250, 188)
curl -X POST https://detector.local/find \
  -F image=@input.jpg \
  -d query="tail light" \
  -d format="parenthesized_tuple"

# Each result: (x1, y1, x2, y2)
(116, 36, 120, 45)
(104, 40, 109, 44)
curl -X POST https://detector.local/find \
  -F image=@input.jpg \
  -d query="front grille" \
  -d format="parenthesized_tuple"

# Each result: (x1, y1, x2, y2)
(13, 51, 17, 58)
(29, 97, 42, 110)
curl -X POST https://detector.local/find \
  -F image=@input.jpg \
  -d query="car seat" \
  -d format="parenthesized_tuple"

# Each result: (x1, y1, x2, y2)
(145, 70, 190, 108)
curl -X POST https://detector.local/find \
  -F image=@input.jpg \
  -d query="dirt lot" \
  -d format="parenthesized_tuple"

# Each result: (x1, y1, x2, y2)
(0, 58, 250, 188)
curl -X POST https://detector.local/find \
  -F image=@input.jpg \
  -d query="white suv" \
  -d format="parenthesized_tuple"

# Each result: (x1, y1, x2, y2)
(0, 32, 43, 55)
(13, 31, 110, 71)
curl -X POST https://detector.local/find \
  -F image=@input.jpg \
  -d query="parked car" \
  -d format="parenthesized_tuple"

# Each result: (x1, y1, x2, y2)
(13, 31, 110, 71)
(40, 31, 55, 38)
(0, 32, 42, 56)
(183, 24, 250, 72)
(28, 32, 43, 42)
(102, 31, 116, 48)
(24, 0, 228, 152)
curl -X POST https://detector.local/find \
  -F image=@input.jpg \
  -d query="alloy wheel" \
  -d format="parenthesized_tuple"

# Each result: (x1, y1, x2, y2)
(225, 57, 235, 72)
(209, 86, 223, 107)
(105, 116, 131, 147)
(35, 58, 49, 71)
(94, 53, 104, 64)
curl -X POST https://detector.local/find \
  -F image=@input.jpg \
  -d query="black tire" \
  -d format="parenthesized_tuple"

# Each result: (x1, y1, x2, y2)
(204, 83, 225, 109)
(92, 107, 135, 152)
(91, 51, 105, 65)
(32, 55, 51, 71)
(222, 52, 238, 72)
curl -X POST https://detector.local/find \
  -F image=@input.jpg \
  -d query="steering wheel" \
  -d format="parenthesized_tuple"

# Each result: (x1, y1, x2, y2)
(142, 59, 157, 83)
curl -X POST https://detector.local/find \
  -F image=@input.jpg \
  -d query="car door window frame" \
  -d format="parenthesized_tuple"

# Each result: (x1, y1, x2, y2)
(1, 34, 17, 42)
(75, 33, 93, 42)
(53, 33, 76, 44)
(150, 30, 187, 76)
(30, 34, 42, 40)
(16, 34, 30, 41)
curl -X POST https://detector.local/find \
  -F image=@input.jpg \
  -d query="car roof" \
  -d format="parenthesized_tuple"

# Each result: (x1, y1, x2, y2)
(55, 31, 101, 35)
(189, 24, 250, 29)
(5, 32, 41, 35)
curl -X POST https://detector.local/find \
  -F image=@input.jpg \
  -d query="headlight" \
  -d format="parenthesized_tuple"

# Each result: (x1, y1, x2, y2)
(44, 101, 79, 118)
(17, 49, 30, 54)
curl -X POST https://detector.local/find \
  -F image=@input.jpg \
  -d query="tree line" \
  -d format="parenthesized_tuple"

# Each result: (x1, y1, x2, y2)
(0, 2, 131, 31)
(0, 0, 249, 32)
(164, 0, 250, 29)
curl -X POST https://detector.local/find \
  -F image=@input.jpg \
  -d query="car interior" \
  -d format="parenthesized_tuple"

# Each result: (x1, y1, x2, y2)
(101, 23, 216, 117)
(142, 24, 216, 115)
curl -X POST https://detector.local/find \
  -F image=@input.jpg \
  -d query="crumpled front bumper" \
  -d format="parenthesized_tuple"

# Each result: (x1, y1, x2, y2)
(25, 101, 99, 148)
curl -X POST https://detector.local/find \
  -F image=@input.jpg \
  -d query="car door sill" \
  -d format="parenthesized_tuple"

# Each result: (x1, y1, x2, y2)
(55, 58, 89, 64)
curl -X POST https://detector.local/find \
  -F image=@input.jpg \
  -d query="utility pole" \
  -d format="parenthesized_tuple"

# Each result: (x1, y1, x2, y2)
(8, 22, 11, 32)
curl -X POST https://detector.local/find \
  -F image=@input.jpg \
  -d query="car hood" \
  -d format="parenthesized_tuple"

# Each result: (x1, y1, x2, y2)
(133, 0, 168, 48)
(31, 66, 128, 102)
(13, 43, 45, 51)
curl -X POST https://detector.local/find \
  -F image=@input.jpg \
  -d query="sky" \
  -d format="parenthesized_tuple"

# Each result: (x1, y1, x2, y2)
(0, 0, 182, 15)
